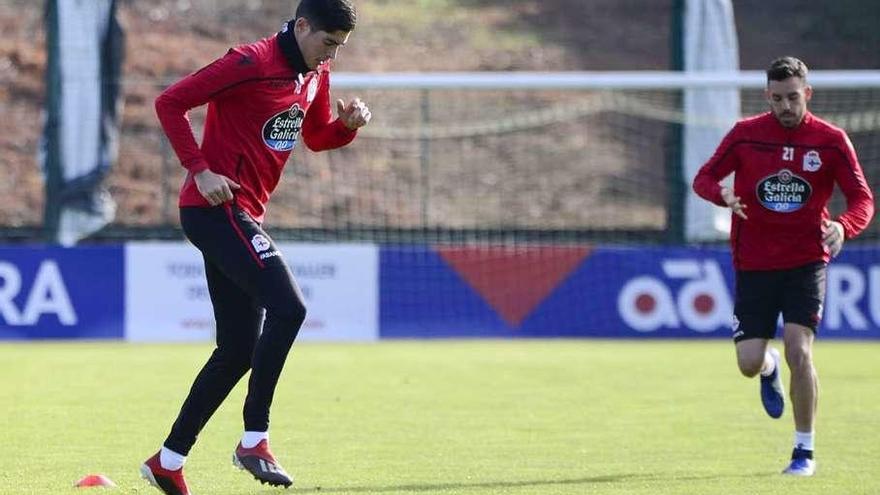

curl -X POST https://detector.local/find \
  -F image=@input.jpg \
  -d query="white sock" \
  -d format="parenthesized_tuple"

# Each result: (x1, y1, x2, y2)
(241, 431, 269, 448)
(795, 431, 815, 451)
(759, 350, 776, 377)
(159, 447, 186, 471)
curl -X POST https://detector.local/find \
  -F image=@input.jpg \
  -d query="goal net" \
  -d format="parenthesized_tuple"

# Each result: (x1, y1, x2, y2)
(266, 71, 880, 244)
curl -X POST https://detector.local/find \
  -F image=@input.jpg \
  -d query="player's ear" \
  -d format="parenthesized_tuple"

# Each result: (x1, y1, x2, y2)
(294, 17, 311, 36)
(804, 85, 813, 102)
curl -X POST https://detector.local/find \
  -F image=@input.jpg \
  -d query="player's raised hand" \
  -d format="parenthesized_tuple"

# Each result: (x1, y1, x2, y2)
(720, 187, 748, 220)
(337, 97, 372, 130)
(822, 219, 844, 257)
(194, 169, 241, 206)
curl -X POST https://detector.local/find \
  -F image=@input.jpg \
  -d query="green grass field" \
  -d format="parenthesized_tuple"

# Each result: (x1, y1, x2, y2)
(1, 340, 878, 495)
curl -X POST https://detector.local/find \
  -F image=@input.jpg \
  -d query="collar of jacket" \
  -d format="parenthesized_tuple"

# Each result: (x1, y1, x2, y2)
(277, 21, 309, 76)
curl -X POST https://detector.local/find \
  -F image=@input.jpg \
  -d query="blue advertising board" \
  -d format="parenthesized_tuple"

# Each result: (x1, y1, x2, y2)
(2, 243, 878, 340)
(380, 244, 880, 339)
(0, 246, 124, 339)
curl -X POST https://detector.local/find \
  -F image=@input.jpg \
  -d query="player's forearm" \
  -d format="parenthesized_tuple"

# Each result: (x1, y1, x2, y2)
(692, 173, 726, 207)
(302, 118, 357, 152)
(155, 91, 209, 173)
(835, 150, 875, 239)
(837, 191, 875, 239)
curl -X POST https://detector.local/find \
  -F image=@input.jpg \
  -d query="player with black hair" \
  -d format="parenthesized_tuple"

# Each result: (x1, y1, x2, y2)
(694, 56, 874, 476)
(140, 1, 369, 493)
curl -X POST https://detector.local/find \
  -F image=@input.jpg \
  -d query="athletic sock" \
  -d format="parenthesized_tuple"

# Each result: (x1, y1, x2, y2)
(241, 431, 269, 448)
(759, 351, 776, 377)
(794, 430, 815, 452)
(159, 446, 186, 471)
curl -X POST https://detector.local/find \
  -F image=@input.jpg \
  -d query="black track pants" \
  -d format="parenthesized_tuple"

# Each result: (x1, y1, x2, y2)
(163, 204, 306, 455)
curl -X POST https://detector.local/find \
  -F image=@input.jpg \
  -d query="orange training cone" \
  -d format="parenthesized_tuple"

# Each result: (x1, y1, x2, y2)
(75, 474, 116, 488)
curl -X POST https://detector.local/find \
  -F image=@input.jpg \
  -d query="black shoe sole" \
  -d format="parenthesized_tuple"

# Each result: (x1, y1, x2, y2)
(232, 453, 293, 488)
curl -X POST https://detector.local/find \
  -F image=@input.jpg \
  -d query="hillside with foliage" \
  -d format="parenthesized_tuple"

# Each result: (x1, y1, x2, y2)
(1, 0, 878, 235)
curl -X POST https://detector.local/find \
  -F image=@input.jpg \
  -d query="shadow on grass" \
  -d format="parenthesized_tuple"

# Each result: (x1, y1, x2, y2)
(250, 470, 778, 494)
(294, 473, 644, 494)
(672, 471, 778, 481)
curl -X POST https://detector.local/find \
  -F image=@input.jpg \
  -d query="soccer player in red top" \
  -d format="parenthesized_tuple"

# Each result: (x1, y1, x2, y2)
(693, 56, 874, 476)
(140, 1, 370, 493)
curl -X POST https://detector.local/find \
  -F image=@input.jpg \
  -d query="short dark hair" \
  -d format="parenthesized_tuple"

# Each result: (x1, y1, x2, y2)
(767, 56, 808, 83)
(295, 0, 357, 33)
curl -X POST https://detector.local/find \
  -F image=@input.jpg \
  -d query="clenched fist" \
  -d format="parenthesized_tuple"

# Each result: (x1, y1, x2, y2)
(337, 97, 372, 130)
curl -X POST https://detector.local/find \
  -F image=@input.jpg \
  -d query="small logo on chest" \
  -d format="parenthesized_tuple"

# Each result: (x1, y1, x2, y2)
(306, 77, 318, 103)
(802, 150, 822, 172)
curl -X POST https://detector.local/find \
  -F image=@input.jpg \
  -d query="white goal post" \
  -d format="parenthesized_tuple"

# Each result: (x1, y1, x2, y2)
(334, 71, 880, 90)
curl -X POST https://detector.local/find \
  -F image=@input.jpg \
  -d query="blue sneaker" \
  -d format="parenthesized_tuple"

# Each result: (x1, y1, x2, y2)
(782, 448, 816, 476)
(760, 347, 784, 418)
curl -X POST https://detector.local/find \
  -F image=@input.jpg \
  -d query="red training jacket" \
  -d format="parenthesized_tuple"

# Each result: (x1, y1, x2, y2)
(155, 34, 356, 222)
(693, 111, 874, 271)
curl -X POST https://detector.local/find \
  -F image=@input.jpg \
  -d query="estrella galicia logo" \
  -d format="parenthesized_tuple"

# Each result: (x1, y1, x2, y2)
(262, 103, 304, 152)
(757, 168, 812, 213)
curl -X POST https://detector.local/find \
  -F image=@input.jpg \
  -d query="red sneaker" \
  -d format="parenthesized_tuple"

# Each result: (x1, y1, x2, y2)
(140, 452, 191, 495)
(232, 440, 293, 487)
